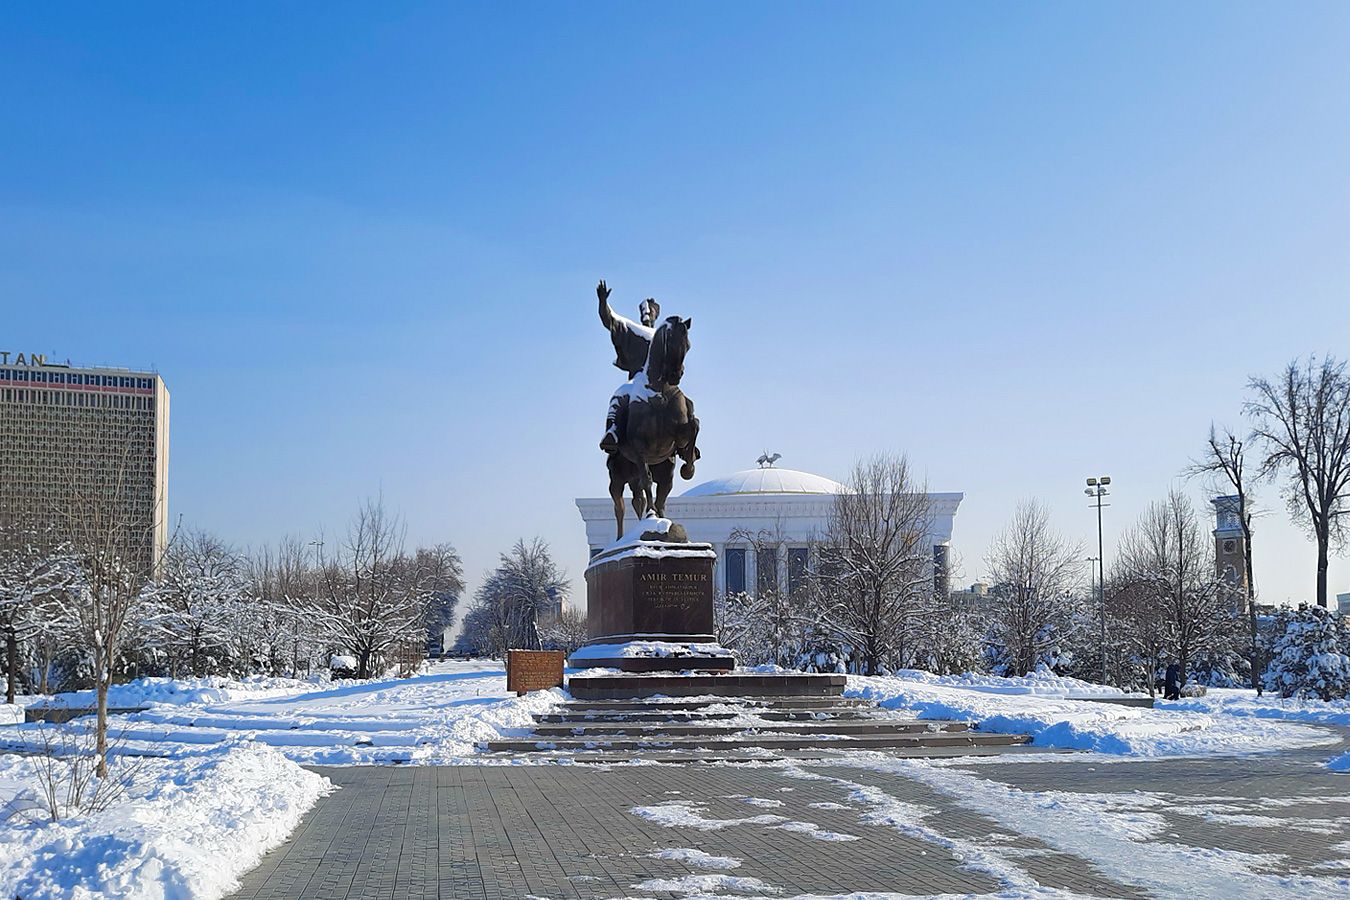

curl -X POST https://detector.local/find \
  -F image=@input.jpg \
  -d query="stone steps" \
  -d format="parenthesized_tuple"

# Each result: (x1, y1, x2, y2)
(562, 697, 873, 712)
(529, 720, 969, 737)
(482, 693, 1032, 760)
(567, 673, 847, 700)
(486, 731, 1026, 753)
(503, 744, 1049, 763)
(537, 709, 882, 723)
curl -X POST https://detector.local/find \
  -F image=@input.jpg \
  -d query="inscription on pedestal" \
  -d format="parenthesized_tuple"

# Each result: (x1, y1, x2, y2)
(585, 544, 716, 640)
(633, 559, 713, 634)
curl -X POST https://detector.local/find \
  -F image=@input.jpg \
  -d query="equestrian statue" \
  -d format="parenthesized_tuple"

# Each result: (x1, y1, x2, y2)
(594, 279, 701, 539)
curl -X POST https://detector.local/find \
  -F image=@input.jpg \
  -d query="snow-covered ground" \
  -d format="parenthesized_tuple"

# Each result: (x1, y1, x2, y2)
(0, 660, 557, 898)
(3, 661, 1348, 898)
(846, 668, 1343, 758)
(7, 659, 562, 766)
(0, 747, 328, 900)
(1160, 686, 1350, 727)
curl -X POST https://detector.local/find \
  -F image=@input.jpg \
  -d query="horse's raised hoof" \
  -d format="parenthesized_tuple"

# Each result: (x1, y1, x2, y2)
(680, 462, 695, 480)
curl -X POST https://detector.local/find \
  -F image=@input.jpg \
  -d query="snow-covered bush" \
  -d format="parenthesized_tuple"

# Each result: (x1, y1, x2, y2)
(329, 655, 359, 679)
(1262, 604, 1350, 701)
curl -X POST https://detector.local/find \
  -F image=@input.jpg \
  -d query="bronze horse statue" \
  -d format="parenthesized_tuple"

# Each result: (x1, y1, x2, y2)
(606, 316, 701, 539)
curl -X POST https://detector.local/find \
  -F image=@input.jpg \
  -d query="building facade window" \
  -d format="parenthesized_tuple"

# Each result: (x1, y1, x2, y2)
(788, 547, 810, 596)
(724, 548, 747, 595)
(757, 547, 779, 595)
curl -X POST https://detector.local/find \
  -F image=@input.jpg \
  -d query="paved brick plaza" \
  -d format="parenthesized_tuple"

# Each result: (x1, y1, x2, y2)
(231, 729, 1350, 900)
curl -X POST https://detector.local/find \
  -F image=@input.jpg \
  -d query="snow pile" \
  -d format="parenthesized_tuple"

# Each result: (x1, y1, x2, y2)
(3, 661, 563, 766)
(0, 697, 43, 725)
(847, 673, 1335, 756)
(0, 748, 329, 900)
(648, 848, 742, 869)
(632, 872, 778, 895)
(883, 664, 1130, 698)
(632, 800, 788, 831)
(35, 674, 315, 710)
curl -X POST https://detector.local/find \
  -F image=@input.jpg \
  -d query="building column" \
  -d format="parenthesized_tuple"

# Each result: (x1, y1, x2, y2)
(712, 542, 726, 594)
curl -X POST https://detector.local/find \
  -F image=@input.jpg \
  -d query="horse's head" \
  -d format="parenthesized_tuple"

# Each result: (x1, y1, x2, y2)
(646, 315, 691, 387)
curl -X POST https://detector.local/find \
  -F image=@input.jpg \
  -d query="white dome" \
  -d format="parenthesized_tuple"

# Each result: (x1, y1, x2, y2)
(681, 467, 846, 498)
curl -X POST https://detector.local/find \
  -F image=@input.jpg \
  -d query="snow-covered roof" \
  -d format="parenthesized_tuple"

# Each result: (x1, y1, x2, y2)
(680, 467, 846, 498)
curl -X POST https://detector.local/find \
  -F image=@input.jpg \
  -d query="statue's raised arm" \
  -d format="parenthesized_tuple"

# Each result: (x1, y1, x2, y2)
(595, 279, 656, 380)
(597, 279, 615, 330)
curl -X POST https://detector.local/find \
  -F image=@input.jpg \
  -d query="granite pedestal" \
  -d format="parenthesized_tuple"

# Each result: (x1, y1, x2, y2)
(569, 522, 733, 672)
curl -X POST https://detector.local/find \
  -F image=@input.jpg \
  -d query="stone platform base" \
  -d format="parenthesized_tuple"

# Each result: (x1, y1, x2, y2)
(572, 654, 736, 673)
(568, 637, 735, 673)
(567, 672, 846, 700)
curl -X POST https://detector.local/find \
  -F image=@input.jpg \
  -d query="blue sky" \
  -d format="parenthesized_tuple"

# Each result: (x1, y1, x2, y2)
(3, 2, 1349, 608)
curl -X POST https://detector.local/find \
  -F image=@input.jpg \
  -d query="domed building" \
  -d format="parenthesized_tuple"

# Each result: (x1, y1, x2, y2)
(575, 458, 963, 597)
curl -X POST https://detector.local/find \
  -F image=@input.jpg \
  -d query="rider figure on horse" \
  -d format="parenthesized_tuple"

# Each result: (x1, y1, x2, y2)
(596, 279, 659, 453)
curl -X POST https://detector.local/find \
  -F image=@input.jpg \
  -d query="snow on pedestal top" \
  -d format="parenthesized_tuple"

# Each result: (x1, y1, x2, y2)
(587, 516, 716, 569)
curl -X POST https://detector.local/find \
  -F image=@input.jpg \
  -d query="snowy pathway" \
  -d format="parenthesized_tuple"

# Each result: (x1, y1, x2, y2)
(231, 728, 1350, 900)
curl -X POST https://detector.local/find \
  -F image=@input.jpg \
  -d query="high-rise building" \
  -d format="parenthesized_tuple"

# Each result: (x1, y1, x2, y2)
(0, 352, 170, 574)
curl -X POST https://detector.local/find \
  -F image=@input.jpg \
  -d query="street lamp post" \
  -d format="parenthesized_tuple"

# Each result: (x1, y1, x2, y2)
(307, 539, 324, 677)
(1084, 477, 1111, 685)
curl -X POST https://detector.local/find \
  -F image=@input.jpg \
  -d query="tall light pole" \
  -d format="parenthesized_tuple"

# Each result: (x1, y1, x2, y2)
(1085, 477, 1111, 684)
(307, 539, 324, 677)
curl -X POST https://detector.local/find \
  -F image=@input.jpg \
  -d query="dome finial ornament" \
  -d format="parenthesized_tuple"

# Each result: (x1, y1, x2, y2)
(756, 451, 782, 469)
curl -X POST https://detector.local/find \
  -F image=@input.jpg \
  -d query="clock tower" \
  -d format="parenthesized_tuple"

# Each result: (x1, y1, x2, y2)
(1212, 495, 1248, 612)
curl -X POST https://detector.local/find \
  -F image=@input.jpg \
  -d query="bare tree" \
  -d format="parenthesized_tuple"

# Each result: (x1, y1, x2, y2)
(818, 453, 934, 675)
(250, 536, 332, 677)
(468, 538, 568, 654)
(722, 521, 820, 668)
(314, 498, 461, 678)
(58, 430, 160, 777)
(1105, 573, 1170, 696)
(1116, 490, 1230, 687)
(1246, 355, 1350, 607)
(1184, 424, 1262, 692)
(986, 500, 1084, 676)
(540, 605, 589, 654)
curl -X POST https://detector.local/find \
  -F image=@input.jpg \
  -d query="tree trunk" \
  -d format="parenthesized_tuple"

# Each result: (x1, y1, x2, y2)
(1316, 527, 1330, 608)
(5, 629, 16, 705)
(96, 653, 110, 778)
(1245, 534, 1261, 694)
(1249, 603, 1261, 695)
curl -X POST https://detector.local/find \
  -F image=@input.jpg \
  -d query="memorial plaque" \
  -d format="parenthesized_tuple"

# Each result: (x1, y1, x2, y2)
(505, 649, 565, 695)
(632, 556, 714, 634)
(584, 544, 717, 642)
